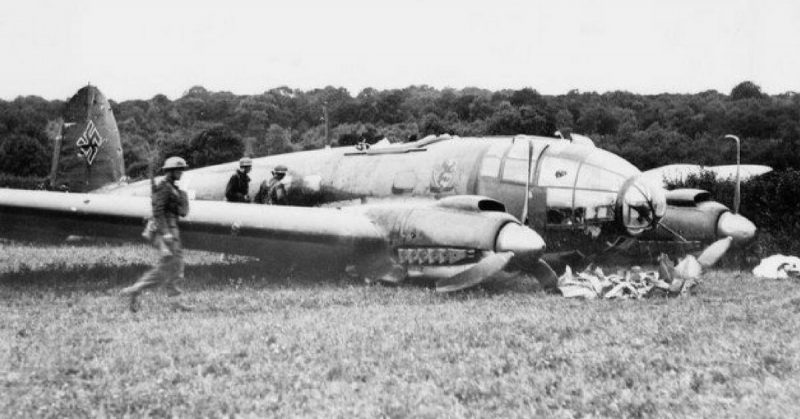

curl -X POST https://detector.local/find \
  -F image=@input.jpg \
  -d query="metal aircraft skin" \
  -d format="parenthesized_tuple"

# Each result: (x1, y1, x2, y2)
(103, 133, 756, 249)
(0, 128, 757, 291)
(46, 85, 125, 192)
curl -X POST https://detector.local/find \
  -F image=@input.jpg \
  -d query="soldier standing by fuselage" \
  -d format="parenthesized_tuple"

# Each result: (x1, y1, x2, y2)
(254, 164, 289, 205)
(225, 157, 252, 202)
(121, 156, 190, 312)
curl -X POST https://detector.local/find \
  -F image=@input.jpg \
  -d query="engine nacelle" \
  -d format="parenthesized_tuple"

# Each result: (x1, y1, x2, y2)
(365, 204, 517, 252)
(641, 188, 755, 244)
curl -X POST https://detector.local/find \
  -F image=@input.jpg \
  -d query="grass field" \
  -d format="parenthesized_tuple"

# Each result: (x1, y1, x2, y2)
(2, 239, 800, 418)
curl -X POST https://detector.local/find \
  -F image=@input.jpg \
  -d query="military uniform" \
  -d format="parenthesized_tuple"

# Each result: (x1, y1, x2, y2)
(121, 177, 189, 301)
(225, 169, 251, 202)
(255, 164, 289, 205)
(254, 177, 286, 205)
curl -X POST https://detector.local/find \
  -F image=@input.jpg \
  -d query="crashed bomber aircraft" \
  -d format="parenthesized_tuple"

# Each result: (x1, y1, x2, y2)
(0, 86, 758, 292)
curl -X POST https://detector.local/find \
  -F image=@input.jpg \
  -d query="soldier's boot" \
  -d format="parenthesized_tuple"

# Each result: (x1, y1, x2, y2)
(120, 287, 140, 313)
(129, 294, 140, 313)
(163, 282, 183, 297)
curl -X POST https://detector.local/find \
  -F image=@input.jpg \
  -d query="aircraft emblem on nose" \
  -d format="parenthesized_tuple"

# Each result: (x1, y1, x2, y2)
(76, 120, 105, 165)
(430, 159, 458, 193)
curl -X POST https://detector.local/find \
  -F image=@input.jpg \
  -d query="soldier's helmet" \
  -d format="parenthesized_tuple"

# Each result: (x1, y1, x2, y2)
(162, 156, 188, 171)
(239, 157, 253, 168)
(272, 164, 288, 175)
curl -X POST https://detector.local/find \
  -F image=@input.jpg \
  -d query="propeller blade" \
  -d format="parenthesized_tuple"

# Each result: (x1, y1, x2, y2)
(520, 140, 533, 224)
(527, 258, 559, 290)
(697, 236, 733, 268)
(435, 252, 513, 292)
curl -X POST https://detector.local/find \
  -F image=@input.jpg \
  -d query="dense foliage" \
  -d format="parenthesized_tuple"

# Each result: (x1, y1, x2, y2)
(1, 81, 798, 179)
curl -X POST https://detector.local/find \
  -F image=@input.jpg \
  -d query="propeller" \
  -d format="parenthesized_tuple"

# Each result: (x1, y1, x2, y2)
(724, 134, 741, 214)
(527, 258, 559, 290)
(696, 236, 733, 268)
(520, 140, 533, 224)
(435, 252, 513, 292)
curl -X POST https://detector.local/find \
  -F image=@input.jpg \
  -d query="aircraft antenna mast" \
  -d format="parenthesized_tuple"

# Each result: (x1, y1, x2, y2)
(322, 103, 330, 146)
(724, 134, 741, 214)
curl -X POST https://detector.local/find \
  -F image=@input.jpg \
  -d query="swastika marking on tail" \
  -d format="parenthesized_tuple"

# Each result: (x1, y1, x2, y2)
(76, 120, 105, 165)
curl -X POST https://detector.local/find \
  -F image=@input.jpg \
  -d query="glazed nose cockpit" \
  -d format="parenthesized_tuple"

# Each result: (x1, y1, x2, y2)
(618, 177, 667, 236)
(476, 136, 756, 245)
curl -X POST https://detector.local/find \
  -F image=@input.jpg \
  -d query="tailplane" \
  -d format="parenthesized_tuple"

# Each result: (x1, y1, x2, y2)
(47, 85, 125, 192)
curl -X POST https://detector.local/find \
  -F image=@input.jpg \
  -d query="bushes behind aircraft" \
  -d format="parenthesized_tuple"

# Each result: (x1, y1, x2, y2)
(0, 173, 47, 189)
(1, 81, 799, 180)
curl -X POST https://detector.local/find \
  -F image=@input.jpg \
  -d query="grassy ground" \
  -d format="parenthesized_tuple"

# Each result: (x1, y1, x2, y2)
(2, 239, 800, 418)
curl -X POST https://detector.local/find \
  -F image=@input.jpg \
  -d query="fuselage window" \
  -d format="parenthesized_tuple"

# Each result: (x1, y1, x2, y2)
(501, 140, 536, 184)
(480, 141, 511, 178)
(480, 157, 502, 178)
(502, 158, 530, 184)
(575, 164, 626, 192)
(584, 150, 640, 179)
(507, 140, 533, 159)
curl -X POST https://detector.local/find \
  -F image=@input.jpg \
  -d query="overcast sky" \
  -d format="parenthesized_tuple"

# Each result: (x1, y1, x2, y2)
(1, 0, 798, 101)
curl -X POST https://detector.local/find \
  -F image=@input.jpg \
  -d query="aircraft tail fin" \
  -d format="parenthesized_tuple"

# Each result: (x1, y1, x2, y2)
(47, 85, 125, 192)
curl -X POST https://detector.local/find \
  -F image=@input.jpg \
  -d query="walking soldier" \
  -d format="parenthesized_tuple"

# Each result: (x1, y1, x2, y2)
(121, 156, 190, 312)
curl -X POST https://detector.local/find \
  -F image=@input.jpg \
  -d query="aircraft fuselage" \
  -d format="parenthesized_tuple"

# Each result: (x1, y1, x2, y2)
(107, 135, 667, 254)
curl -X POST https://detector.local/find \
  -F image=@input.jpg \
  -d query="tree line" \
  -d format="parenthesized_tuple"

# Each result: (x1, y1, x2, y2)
(1, 81, 798, 180)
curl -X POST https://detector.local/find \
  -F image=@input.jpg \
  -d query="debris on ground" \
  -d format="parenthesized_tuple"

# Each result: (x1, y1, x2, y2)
(753, 254, 800, 279)
(557, 253, 700, 299)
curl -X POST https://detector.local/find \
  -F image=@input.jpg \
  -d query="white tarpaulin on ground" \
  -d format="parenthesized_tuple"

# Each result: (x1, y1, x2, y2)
(753, 254, 800, 279)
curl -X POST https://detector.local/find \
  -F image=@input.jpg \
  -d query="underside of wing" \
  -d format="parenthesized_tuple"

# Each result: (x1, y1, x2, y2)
(0, 188, 387, 264)
(1, 189, 557, 292)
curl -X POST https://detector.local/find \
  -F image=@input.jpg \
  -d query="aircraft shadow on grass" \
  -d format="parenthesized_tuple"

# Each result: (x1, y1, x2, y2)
(0, 259, 359, 291)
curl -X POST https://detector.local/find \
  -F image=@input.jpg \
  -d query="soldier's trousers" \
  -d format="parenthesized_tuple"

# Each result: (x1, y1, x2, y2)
(127, 228, 184, 296)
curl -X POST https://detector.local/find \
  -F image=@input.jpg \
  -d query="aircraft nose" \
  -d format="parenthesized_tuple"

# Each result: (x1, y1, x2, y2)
(717, 211, 756, 244)
(495, 222, 546, 259)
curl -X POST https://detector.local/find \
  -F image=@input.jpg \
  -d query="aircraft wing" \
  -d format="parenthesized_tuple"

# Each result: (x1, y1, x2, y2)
(641, 164, 772, 186)
(0, 189, 549, 292)
(0, 188, 386, 264)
